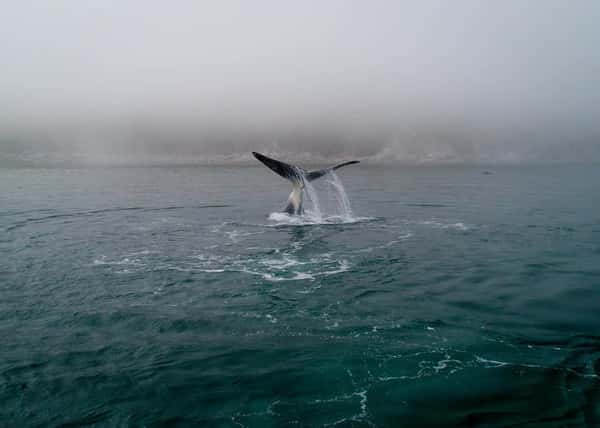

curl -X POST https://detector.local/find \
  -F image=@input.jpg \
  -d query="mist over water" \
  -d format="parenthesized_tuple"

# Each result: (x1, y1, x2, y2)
(4, 4, 600, 424)
(1, 1, 600, 166)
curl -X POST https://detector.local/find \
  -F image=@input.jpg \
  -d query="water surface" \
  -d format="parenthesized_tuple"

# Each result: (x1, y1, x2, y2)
(1, 165, 600, 426)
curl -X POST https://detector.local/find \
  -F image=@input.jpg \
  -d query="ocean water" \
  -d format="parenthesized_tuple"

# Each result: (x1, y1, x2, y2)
(1, 164, 600, 427)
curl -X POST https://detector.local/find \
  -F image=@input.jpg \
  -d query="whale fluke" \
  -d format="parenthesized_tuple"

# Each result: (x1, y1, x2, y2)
(305, 160, 360, 182)
(252, 152, 305, 184)
(252, 152, 360, 215)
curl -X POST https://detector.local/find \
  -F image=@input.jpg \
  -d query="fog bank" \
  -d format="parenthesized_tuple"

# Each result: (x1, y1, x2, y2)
(1, 1, 599, 165)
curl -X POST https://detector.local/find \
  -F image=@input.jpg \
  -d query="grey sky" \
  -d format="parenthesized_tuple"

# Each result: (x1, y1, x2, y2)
(1, 1, 599, 164)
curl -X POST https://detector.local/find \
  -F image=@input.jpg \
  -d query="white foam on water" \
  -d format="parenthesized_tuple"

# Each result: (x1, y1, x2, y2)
(239, 268, 316, 282)
(267, 212, 374, 226)
(475, 356, 509, 368)
(94, 242, 352, 281)
(474, 355, 598, 378)
(93, 255, 145, 267)
(223, 229, 266, 243)
(259, 256, 306, 269)
(319, 259, 351, 276)
(92, 176, 366, 279)
(354, 232, 413, 253)
(267, 170, 371, 226)
(432, 354, 463, 373)
(309, 388, 371, 426)
(417, 220, 470, 231)
(237, 257, 348, 282)
(99, 245, 349, 281)
(124, 249, 153, 256)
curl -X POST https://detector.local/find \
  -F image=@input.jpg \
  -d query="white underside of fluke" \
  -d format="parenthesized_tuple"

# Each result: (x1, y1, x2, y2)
(284, 184, 304, 215)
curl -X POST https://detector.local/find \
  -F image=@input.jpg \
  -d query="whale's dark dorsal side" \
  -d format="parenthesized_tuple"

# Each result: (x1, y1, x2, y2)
(304, 160, 360, 182)
(252, 152, 305, 184)
(252, 152, 359, 215)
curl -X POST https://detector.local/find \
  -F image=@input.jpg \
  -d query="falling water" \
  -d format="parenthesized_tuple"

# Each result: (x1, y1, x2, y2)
(301, 171, 353, 222)
(302, 179, 323, 222)
(326, 171, 354, 219)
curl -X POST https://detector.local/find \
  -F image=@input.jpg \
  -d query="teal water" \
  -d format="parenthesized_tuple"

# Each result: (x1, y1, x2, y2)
(1, 165, 600, 427)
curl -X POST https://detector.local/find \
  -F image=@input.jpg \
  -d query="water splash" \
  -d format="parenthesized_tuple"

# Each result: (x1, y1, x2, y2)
(267, 169, 365, 225)
(302, 170, 354, 222)
(302, 179, 323, 222)
(326, 171, 354, 219)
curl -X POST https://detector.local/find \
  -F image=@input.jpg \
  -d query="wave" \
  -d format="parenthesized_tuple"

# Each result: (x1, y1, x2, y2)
(413, 220, 470, 231)
(267, 212, 376, 226)
(5, 204, 231, 232)
(92, 243, 352, 282)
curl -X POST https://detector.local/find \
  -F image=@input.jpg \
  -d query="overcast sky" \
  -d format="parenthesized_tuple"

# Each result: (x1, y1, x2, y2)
(1, 1, 599, 164)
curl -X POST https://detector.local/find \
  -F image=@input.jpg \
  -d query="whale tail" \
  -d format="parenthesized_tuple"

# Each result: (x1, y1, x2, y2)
(252, 152, 360, 215)
(304, 160, 360, 182)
